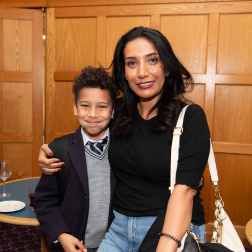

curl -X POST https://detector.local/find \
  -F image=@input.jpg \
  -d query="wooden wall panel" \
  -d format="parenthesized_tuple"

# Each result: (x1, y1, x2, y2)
(55, 18, 97, 71)
(161, 15, 208, 74)
(214, 84, 252, 143)
(3, 82, 32, 132)
(2, 19, 33, 72)
(217, 14, 252, 74)
(0, 7, 43, 180)
(184, 84, 205, 109)
(3, 143, 33, 180)
(209, 153, 252, 225)
(96, 16, 106, 67)
(54, 81, 79, 133)
(105, 17, 150, 68)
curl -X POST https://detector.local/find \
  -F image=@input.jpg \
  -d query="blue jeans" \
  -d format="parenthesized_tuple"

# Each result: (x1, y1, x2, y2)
(97, 211, 157, 252)
(189, 223, 206, 243)
(98, 211, 206, 252)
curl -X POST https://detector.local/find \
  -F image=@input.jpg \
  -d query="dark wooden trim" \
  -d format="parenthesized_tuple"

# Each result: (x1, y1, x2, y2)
(0, 132, 33, 142)
(32, 9, 44, 177)
(0, 7, 34, 18)
(0, 71, 33, 82)
(49, 0, 252, 7)
(213, 142, 252, 155)
(215, 74, 252, 84)
(1, 0, 251, 8)
(0, 0, 46, 8)
(54, 1, 252, 18)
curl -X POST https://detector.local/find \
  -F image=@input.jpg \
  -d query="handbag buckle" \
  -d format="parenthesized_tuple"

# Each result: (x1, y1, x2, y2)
(173, 127, 183, 133)
(213, 185, 222, 202)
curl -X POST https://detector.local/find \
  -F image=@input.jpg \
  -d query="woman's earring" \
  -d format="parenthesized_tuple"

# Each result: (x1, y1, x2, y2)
(165, 71, 169, 77)
(125, 74, 128, 80)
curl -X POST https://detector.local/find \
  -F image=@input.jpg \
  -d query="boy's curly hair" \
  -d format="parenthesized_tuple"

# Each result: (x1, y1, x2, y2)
(72, 66, 118, 107)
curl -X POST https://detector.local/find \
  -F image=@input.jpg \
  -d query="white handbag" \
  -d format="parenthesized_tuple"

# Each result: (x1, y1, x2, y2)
(170, 105, 245, 252)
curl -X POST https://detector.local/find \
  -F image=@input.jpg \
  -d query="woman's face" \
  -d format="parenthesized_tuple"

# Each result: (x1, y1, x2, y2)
(124, 37, 166, 103)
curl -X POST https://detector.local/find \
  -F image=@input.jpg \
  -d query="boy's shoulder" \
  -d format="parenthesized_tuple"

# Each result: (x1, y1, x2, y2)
(50, 132, 74, 151)
(49, 127, 81, 150)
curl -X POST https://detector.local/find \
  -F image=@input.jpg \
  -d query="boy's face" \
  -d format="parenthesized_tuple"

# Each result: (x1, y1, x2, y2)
(74, 88, 114, 141)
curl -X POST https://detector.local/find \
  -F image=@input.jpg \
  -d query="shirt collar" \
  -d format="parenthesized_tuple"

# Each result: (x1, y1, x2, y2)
(81, 127, 110, 146)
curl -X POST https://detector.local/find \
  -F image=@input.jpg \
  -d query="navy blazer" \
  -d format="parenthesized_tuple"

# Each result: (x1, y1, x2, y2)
(33, 127, 117, 252)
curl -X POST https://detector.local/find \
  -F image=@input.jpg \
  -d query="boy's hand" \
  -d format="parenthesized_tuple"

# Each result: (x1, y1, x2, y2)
(58, 233, 87, 252)
(39, 144, 64, 175)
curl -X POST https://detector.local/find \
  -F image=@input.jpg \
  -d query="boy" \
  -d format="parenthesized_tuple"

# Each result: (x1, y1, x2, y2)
(33, 66, 118, 252)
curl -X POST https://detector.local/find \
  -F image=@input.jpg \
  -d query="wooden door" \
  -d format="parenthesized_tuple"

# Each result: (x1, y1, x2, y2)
(0, 7, 43, 179)
(45, 2, 252, 247)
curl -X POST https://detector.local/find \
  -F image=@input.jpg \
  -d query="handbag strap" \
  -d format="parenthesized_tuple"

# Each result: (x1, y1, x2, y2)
(169, 105, 189, 193)
(169, 105, 219, 194)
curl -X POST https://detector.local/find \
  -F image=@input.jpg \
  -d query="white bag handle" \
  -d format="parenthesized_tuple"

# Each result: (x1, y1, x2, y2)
(169, 105, 218, 193)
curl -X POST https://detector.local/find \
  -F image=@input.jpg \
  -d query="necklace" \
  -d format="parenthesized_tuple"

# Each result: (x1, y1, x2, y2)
(137, 103, 157, 120)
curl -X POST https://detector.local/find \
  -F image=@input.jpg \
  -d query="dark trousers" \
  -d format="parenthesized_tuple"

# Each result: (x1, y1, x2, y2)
(88, 248, 98, 252)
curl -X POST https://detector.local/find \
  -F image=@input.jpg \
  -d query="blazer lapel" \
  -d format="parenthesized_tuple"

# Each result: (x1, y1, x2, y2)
(68, 127, 89, 196)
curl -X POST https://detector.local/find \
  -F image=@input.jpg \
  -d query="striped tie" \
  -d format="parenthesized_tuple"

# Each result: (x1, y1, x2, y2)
(87, 136, 108, 155)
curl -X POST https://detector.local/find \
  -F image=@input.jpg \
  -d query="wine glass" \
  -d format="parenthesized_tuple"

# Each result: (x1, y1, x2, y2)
(0, 160, 12, 197)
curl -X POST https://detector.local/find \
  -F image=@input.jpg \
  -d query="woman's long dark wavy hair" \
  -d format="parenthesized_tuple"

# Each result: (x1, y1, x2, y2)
(111, 26, 193, 138)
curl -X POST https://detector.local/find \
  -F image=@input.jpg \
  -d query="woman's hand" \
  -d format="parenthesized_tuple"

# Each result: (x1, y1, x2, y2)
(38, 144, 64, 175)
(57, 233, 87, 252)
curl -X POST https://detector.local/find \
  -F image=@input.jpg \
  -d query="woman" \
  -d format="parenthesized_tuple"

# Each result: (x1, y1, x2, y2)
(39, 27, 210, 252)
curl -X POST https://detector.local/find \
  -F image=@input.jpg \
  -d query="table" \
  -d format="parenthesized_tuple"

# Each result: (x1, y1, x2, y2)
(246, 219, 252, 246)
(0, 177, 49, 252)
